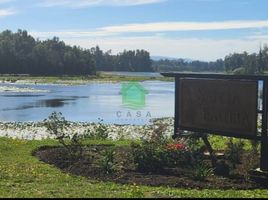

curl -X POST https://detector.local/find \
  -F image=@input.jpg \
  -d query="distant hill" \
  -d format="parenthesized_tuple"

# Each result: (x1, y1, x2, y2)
(151, 56, 193, 63)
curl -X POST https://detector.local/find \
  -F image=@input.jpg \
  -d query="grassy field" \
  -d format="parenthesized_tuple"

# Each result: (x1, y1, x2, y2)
(0, 73, 174, 85)
(0, 137, 268, 198)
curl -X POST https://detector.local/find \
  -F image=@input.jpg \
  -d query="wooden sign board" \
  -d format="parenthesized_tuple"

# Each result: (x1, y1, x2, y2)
(179, 78, 258, 136)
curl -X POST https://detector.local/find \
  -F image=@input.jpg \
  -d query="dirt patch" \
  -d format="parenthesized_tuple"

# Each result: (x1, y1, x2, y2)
(33, 145, 268, 190)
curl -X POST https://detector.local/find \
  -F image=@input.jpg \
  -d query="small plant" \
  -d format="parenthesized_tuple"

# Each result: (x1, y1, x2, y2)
(148, 123, 169, 144)
(99, 148, 116, 174)
(193, 162, 214, 181)
(178, 132, 206, 157)
(44, 112, 69, 145)
(165, 142, 193, 167)
(87, 118, 108, 140)
(250, 140, 260, 155)
(166, 143, 187, 151)
(116, 127, 127, 141)
(131, 123, 193, 173)
(131, 141, 167, 173)
(131, 123, 169, 173)
(44, 112, 83, 159)
(225, 139, 245, 169)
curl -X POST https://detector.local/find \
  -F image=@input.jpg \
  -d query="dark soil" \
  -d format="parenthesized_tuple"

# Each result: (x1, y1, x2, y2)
(33, 145, 268, 190)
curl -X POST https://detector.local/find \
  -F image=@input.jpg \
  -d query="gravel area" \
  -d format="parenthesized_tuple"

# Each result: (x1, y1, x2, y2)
(0, 118, 174, 141)
(0, 85, 49, 93)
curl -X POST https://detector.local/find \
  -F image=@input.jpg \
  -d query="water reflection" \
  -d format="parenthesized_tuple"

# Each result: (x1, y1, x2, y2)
(0, 81, 175, 124)
(1, 94, 45, 97)
(37, 98, 76, 108)
(1, 98, 77, 111)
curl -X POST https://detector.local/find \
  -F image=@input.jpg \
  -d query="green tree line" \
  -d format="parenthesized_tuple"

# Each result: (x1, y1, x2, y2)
(90, 46, 153, 72)
(0, 29, 153, 75)
(1, 29, 267, 75)
(0, 30, 95, 75)
(153, 45, 268, 75)
(153, 58, 225, 72)
(224, 46, 268, 75)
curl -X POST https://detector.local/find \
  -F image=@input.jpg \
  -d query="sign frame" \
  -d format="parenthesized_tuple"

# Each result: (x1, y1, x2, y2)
(161, 73, 268, 171)
(178, 78, 258, 139)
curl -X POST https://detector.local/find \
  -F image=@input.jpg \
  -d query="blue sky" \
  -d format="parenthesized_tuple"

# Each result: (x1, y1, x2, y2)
(1, 0, 268, 61)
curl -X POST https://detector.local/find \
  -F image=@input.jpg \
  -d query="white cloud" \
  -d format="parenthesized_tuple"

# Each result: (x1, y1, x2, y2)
(100, 20, 268, 33)
(247, 35, 268, 40)
(0, 8, 16, 17)
(29, 20, 268, 61)
(29, 33, 268, 61)
(29, 20, 268, 39)
(29, 30, 118, 38)
(38, 0, 166, 8)
(72, 36, 267, 61)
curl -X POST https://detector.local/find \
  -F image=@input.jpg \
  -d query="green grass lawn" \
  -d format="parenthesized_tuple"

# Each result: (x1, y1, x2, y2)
(1, 137, 268, 198)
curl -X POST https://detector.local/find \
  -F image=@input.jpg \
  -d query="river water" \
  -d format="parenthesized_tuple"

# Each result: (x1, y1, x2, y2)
(0, 80, 175, 125)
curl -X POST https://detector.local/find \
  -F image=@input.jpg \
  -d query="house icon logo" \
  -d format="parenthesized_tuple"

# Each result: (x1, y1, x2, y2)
(120, 82, 148, 110)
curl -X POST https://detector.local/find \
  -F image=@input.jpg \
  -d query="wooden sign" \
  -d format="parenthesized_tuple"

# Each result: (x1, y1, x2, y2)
(161, 73, 268, 171)
(179, 78, 258, 136)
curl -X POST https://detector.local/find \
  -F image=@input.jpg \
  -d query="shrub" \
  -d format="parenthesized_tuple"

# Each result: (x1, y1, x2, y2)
(225, 139, 245, 168)
(131, 141, 167, 173)
(193, 162, 214, 181)
(131, 123, 169, 173)
(131, 123, 193, 173)
(99, 148, 116, 174)
(177, 132, 206, 158)
(44, 112, 84, 159)
(250, 140, 260, 155)
(165, 142, 193, 167)
(86, 118, 108, 140)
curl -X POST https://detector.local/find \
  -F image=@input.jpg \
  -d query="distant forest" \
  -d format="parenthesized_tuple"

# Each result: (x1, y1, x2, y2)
(0, 30, 152, 75)
(152, 59, 225, 72)
(0, 29, 268, 75)
(153, 46, 268, 75)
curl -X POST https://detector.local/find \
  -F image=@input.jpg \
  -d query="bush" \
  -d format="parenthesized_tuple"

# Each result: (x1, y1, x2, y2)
(131, 123, 193, 173)
(131, 141, 167, 173)
(165, 143, 193, 167)
(86, 118, 108, 140)
(193, 162, 214, 181)
(98, 147, 133, 175)
(225, 139, 245, 168)
(131, 124, 169, 173)
(99, 148, 116, 174)
(44, 112, 84, 159)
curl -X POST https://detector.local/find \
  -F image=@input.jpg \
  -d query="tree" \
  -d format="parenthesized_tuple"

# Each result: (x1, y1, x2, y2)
(0, 30, 96, 75)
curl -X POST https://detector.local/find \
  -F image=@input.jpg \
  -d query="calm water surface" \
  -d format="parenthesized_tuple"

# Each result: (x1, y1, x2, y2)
(0, 81, 175, 125)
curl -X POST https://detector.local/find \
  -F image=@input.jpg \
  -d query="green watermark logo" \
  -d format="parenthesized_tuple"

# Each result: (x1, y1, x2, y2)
(120, 82, 148, 110)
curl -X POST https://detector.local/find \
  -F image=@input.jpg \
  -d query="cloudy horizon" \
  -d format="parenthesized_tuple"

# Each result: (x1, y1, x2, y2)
(0, 0, 268, 61)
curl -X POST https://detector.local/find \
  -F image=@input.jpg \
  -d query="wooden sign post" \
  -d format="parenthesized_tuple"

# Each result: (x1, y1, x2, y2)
(161, 73, 268, 172)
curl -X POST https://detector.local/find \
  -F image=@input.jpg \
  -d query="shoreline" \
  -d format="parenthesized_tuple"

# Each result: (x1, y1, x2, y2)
(0, 73, 174, 86)
(0, 118, 174, 141)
